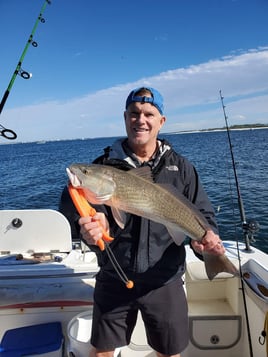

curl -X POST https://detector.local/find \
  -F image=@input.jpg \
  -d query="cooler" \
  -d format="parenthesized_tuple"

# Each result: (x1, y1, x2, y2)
(0, 322, 63, 356)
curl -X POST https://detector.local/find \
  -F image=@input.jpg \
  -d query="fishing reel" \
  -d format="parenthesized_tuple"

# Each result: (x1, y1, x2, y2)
(242, 220, 260, 249)
(243, 220, 259, 235)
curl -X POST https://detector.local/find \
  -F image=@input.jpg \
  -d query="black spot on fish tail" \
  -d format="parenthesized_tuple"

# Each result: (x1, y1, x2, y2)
(203, 253, 239, 280)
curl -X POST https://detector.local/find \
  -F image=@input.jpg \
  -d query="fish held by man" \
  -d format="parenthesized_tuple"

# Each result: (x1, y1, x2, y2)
(67, 163, 238, 280)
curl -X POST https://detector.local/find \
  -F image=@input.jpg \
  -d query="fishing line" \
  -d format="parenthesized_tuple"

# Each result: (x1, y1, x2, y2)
(104, 243, 134, 289)
(0, 0, 51, 140)
(67, 183, 134, 289)
(219, 90, 254, 357)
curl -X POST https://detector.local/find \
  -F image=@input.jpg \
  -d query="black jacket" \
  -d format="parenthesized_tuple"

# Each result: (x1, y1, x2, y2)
(59, 138, 218, 286)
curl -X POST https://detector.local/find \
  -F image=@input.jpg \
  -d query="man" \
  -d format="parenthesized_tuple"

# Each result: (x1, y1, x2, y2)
(60, 87, 225, 357)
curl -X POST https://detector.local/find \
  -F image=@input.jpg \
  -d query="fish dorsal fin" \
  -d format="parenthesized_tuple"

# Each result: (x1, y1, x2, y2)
(128, 166, 153, 181)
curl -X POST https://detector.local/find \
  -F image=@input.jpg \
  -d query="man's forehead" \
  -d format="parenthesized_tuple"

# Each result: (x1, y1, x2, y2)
(127, 100, 159, 112)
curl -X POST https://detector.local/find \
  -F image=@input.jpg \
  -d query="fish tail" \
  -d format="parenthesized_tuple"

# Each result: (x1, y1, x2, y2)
(203, 253, 239, 280)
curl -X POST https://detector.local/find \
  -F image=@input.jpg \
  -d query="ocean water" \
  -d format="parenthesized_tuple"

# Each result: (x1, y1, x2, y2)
(1, 129, 267, 253)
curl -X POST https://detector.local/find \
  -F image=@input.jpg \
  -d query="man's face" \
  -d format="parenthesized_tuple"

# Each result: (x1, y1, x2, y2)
(124, 101, 166, 148)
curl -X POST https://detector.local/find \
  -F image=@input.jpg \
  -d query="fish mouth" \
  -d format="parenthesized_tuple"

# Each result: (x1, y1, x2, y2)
(66, 168, 81, 187)
(66, 166, 114, 204)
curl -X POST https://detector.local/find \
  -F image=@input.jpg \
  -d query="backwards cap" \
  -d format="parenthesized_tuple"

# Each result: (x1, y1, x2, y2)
(125, 87, 164, 115)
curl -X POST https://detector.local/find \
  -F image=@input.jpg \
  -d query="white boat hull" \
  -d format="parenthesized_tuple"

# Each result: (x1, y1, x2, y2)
(0, 210, 267, 356)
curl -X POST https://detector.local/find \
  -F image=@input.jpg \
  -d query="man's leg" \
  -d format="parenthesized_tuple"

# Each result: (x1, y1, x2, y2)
(156, 352, 180, 357)
(89, 346, 115, 357)
(139, 278, 189, 355)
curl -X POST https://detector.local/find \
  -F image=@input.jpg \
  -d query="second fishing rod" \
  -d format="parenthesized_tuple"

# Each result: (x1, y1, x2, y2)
(0, 0, 51, 140)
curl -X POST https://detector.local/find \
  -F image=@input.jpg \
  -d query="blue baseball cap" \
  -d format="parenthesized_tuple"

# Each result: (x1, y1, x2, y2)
(125, 87, 164, 115)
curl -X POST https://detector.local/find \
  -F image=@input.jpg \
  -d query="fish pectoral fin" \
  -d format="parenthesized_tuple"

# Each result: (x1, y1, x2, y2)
(166, 224, 186, 246)
(203, 253, 239, 280)
(111, 207, 127, 229)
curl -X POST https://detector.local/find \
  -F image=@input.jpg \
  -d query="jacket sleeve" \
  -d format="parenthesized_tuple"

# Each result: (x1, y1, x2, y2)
(180, 158, 219, 261)
(182, 161, 219, 234)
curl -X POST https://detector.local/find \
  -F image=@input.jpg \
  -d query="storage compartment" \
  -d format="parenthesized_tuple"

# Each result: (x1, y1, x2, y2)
(185, 260, 242, 350)
(0, 322, 63, 356)
(189, 316, 241, 350)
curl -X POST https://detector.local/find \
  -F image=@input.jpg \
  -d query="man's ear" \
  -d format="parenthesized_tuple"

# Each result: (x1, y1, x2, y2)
(160, 115, 166, 128)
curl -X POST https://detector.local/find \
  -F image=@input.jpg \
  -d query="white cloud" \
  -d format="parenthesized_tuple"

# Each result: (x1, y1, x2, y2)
(1, 48, 268, 142)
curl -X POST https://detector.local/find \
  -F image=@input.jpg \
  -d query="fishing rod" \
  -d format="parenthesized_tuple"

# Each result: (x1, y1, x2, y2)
(219, 90, 259, 251)
(0, 0, 51, 140)
(220, 90, 259, 357)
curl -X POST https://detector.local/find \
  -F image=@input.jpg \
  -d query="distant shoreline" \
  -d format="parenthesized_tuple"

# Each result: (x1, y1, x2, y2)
(1, 124, 268, 145)
(165, 123, 268, 135)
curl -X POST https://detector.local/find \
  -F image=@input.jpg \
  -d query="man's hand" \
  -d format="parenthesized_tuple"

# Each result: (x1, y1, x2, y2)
(79, 212, 109, 247)
(191, 230, 225, 256)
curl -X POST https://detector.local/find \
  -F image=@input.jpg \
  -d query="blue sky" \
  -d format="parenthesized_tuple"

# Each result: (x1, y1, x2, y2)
(0, 0, 268, 142)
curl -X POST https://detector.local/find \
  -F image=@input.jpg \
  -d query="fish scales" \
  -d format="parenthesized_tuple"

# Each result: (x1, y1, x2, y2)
(89, 165, 206, 240)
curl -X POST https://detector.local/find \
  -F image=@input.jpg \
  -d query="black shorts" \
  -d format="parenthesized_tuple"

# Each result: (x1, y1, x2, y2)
(91, 276, 189, 355)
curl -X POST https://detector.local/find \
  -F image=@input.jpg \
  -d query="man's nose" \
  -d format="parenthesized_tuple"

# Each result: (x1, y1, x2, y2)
(136, 113, 146, 122)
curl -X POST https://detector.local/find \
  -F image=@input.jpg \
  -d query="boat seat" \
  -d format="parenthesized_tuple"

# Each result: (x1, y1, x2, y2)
(185, 261, 241, 316)
(0, 209, 72, 255)
(186, 260, 237, 281)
